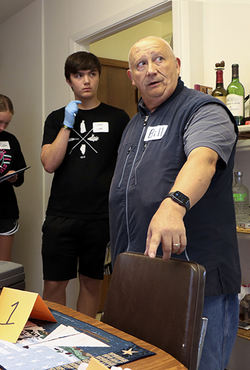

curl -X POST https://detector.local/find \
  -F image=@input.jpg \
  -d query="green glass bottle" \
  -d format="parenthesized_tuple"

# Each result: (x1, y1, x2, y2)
(226, 64, 245, 125)
(233, 171, 249, 224)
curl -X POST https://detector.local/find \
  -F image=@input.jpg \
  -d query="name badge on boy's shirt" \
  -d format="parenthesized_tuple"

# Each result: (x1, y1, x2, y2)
(93, 122, 109, 133)
(144, 125, 168, 141)
(0, 141, 10, 150)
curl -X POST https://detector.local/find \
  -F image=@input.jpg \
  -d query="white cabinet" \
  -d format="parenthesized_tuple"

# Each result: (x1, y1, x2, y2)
(227, 130, 250, 369)
(235, 131, 250, 284)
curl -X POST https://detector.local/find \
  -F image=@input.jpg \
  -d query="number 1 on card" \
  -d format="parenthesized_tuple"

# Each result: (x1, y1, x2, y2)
(0, 301, 19, 326)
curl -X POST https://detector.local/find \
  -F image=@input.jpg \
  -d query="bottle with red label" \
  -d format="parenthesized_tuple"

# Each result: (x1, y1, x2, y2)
(212, 61, 227, 104)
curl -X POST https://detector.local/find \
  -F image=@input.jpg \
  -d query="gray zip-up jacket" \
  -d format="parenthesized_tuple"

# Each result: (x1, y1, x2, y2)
(109, 78, 241, 297)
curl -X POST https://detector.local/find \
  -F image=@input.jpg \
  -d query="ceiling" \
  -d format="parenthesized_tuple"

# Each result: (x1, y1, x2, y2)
(0, 0, 36, 25)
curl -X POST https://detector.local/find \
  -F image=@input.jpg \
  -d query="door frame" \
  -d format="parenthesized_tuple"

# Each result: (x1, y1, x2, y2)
(69, 1, 172, 53)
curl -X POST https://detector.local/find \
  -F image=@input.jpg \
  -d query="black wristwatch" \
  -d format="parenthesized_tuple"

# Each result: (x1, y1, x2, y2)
(165, 191, 190, 212)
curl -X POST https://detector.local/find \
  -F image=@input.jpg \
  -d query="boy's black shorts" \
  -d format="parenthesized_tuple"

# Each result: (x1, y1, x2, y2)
(42, 215, 109, 281)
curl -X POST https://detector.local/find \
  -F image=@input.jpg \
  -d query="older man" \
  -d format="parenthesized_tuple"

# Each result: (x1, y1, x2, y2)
(109, 36, 241, 370)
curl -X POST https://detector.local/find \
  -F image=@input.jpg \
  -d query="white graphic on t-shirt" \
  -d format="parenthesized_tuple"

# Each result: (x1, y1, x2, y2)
(80, 144, 86, 156)
(88, 134, 99, 142)
(68, 120, 108, 158)
(80, 120, 86, 134)
(69, 128, 98, 156)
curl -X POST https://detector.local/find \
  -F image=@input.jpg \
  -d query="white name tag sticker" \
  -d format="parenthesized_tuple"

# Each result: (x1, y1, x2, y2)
(93, 122, 109, 133)
(0, 141, 10, 150)
(144, 125, 168, 141)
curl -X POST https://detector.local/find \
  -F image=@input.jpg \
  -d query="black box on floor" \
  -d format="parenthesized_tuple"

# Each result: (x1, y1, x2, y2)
(0, 261, 25, 291)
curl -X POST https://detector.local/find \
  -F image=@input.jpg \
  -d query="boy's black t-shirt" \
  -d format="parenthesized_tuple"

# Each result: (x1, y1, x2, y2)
(42, 102, 129, 219)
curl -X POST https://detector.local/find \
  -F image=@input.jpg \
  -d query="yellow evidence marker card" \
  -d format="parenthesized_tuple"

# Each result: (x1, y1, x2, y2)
(86, 357, 110, 369)
(0, 287, 56, 343)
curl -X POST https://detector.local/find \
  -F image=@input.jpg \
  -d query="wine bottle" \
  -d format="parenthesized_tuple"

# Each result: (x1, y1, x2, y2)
(212, 69, 227, 104)
(226, 64, 245, 125)
(233, 171, 249, 224)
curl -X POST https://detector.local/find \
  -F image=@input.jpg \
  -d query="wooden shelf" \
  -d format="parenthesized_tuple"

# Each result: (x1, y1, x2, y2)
(237, 227, 250, 234)
(238, 125, 250, 139)
(238, 327, 250, 340)
(239, 133, 250, 139)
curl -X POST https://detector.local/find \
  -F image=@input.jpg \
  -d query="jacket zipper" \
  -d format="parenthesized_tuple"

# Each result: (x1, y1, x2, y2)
(134, 142, 148, 186)
(118, 146, 132, 188)
(126, 115, 149, 250)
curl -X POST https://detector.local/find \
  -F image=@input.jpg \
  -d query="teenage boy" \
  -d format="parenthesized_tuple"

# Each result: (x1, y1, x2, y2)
(41, 51, 129, 317)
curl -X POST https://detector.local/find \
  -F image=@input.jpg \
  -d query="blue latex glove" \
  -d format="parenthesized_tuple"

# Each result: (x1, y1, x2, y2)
(63, 100, 81, 128)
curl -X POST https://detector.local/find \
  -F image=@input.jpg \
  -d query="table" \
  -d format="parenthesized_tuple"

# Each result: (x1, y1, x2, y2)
(45, 301, 187, 370)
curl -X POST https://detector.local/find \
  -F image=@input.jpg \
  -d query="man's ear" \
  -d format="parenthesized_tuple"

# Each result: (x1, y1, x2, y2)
(176, 58, 181, 75)
(127, 69, 135, 86)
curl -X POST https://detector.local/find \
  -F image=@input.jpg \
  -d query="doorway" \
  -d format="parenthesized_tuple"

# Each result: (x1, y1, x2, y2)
(90, 10, 172, 116)
(91, 12, 172, 118)
(97, 57, 138, 119)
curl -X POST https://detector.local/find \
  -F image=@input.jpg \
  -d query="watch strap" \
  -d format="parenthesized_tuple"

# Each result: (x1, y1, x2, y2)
(165, 191, 190, 212)
(62, 124, 71, 130)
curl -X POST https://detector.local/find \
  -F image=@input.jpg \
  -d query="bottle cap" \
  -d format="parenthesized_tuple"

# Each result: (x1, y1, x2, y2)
(234, 171, 243, 176)
(232, 64, 239, 79)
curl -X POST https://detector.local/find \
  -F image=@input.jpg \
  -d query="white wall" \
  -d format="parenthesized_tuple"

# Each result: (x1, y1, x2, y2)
(172, 0, 250, 104)
(203, 1, 250, 112)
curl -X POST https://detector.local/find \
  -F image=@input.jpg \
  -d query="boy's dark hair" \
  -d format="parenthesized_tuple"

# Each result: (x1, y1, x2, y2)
(0, 94, 14, 114)
(64, 51, 101, 81)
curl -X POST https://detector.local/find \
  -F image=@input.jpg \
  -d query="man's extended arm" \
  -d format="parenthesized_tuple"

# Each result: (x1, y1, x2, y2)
(145, 146, 219, 261)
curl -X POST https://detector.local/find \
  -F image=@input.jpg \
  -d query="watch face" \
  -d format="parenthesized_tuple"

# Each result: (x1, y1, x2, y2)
(166, 191, 190, 211)
(173, 191, 189, 205)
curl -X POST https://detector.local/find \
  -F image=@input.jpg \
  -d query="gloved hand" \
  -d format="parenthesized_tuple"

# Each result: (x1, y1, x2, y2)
(63, 100, 81, 128)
